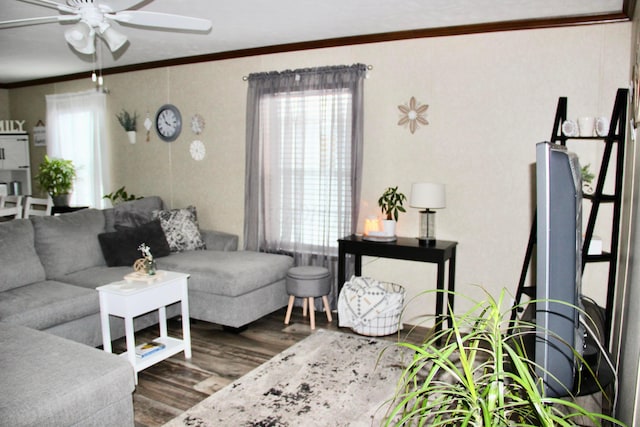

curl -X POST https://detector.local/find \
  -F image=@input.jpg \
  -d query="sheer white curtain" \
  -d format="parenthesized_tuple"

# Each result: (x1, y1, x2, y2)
(244, 64, 366, 305)
(45, 90, 110, 208)
(260, 89, 353, 256)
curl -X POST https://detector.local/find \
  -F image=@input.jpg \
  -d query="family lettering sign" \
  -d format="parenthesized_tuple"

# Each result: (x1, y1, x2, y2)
(0, 120, 26, 133)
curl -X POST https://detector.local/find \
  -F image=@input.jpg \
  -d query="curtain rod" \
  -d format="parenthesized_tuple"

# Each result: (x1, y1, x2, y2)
(242, 64, 373, 81)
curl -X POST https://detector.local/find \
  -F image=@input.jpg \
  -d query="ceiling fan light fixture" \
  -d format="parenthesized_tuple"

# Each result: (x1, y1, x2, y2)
(99, 24, 127, 52)
(64, 21, 95, 54)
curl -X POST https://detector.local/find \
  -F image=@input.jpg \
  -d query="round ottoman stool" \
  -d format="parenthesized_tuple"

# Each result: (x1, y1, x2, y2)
(284, 266, 332, 329)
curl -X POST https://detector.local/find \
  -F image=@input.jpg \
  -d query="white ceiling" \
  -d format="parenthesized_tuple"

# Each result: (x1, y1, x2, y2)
(0, 0, 628, 86)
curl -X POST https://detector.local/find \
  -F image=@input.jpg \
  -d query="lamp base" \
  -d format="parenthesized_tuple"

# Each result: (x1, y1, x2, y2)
(417, 238, 436, 247)
(417, 209, 437, 246)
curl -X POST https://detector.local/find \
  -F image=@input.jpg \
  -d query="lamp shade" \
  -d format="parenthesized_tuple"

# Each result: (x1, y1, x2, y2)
(410, 182, 446, 209)
(64, 22, 95, 55)
(100, 25, 128, 52)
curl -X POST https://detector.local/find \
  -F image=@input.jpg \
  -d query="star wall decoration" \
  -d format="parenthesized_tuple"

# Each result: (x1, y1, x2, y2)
(397, 96, 429, 134)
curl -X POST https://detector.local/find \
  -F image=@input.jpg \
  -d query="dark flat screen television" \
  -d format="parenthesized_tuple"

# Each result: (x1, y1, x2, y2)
(535, 141, 585, 397)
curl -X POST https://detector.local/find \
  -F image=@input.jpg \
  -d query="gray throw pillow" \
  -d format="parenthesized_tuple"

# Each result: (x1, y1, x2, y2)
(104, 196, 165, 232)
(152, 205, 206, 252)
(112, 196, 165, 229)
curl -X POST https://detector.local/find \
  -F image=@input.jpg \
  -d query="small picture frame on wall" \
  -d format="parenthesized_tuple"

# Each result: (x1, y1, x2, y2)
(33, 120, 46, 146)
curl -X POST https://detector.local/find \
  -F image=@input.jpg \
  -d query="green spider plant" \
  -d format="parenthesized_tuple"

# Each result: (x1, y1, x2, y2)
(382, 289, 625, 427)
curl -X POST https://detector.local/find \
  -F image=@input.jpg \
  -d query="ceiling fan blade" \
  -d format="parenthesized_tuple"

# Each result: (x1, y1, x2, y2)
(0, 14, 78, 29)
(96, 0, 147, 13)
(19, 0, 77, 14)
(108, 11, 212, 32)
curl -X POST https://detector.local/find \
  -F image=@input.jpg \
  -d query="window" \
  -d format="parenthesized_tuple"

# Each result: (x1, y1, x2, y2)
(244, 64, 366, 300)
(45, 90, 109, 208)
(260, 89, 352, 254)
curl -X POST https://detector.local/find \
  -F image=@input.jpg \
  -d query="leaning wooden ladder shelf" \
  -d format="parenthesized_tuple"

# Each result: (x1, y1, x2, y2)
(511, 88, 628, 347)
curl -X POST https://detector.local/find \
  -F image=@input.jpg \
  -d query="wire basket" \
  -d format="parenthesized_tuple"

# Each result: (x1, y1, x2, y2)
(339, 278, 405, 337)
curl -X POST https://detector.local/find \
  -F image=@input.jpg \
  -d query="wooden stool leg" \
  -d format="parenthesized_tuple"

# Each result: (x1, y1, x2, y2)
(309, 297, 316, 329)
(302, 298, 308, 317)
(284, 295, 295, 325)
(322, 295, 333, 322)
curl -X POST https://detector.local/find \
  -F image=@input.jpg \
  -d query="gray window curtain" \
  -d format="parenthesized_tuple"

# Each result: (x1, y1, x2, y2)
(244, 64, 366, 306)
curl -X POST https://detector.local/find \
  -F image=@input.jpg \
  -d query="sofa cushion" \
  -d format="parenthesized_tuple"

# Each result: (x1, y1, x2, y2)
(31, 209, 107, 279)
(153, 205, 206, 252)
(200, 229, 239, 251)
(31, 209, 105, 279)
(104, 196, 165, 232)
(59, 265, 134, 290)
(98, 219, 170, 267)
(156, 250, 293, 297)
(0, 219, 46, 292)
(0, 280, 99, 330)
(0, 322, 134, 427)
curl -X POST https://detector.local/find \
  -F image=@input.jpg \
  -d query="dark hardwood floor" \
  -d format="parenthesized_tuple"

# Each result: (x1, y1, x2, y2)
(112, 307, 430, 427)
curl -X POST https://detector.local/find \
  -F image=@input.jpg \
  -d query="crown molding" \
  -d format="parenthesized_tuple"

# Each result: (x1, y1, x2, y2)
(1, 11, 631, 90)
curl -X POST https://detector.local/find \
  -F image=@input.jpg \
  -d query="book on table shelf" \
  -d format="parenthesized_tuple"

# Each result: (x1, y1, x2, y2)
(135, 341, 166, 358)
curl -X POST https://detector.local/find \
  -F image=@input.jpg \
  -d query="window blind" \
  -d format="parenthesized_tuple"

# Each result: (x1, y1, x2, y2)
(259, 89, 352, 254)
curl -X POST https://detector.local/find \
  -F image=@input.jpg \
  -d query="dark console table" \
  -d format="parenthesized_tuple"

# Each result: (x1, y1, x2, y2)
(337, 235, 458, 335)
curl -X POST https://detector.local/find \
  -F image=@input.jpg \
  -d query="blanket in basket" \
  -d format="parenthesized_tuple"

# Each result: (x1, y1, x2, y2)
(338, 276, 405, 336)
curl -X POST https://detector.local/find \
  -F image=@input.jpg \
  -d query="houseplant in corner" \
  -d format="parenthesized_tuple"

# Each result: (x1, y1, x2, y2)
(378, 186, 406, 237)
(382, 289, 624, 426)
(103, 186, 142, 206)
(116, 109, 138, 144)
(36, 155, 76, 207)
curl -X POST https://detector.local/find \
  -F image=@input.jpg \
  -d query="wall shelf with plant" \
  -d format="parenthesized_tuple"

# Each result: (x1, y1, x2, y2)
(116, 109, 138, 144)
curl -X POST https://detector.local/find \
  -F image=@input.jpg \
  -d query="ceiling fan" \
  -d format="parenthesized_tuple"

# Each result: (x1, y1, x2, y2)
(0, 0, 212, 55)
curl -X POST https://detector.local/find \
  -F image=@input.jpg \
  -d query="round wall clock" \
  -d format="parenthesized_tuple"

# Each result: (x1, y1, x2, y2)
(191, 114, 205, 135)
(155, 104, 182, 142)
(190, 140, 206, 161)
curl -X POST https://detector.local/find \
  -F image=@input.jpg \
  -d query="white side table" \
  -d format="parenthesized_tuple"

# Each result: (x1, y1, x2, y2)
(97, 270, 192, 383)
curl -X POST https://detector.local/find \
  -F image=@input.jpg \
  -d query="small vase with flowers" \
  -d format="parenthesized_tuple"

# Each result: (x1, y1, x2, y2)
(137, 243, 157, 276)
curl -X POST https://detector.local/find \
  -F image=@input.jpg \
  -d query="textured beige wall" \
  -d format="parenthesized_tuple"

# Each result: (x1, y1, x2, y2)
(0, 89, 9, 118)
(7, 23, 631, 323)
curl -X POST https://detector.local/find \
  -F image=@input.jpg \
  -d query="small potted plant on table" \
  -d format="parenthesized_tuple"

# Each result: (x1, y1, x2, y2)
(36, 155, 76, 207)
(377, 186, 406, 237)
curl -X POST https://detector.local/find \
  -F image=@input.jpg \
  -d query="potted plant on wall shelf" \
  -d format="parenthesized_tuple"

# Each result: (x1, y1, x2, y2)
(378, 186, 406, 237)
(36, 155, 76, 207)
(116, 109, 138, 144)
(581, 163, 596, 195)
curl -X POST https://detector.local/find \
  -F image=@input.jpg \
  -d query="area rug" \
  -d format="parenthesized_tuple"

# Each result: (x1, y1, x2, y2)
(163, 329, 411, 427)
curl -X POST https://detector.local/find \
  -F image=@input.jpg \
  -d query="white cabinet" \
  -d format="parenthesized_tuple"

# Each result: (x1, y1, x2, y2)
(0, 133, 31, 195)
(0, 134, 29, 170)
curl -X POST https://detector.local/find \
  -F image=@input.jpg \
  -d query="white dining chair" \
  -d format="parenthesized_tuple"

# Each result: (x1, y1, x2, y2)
(0, 195, 24, 219)
(23, 196, 53, 217)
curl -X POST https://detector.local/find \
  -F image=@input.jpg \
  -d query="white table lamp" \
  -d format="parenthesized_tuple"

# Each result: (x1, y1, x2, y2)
(410, 182, 446, 245)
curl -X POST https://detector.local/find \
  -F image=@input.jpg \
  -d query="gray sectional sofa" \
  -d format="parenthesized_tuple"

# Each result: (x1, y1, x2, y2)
(0, 196, 294, 425)
(1, 323, 136, 426)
